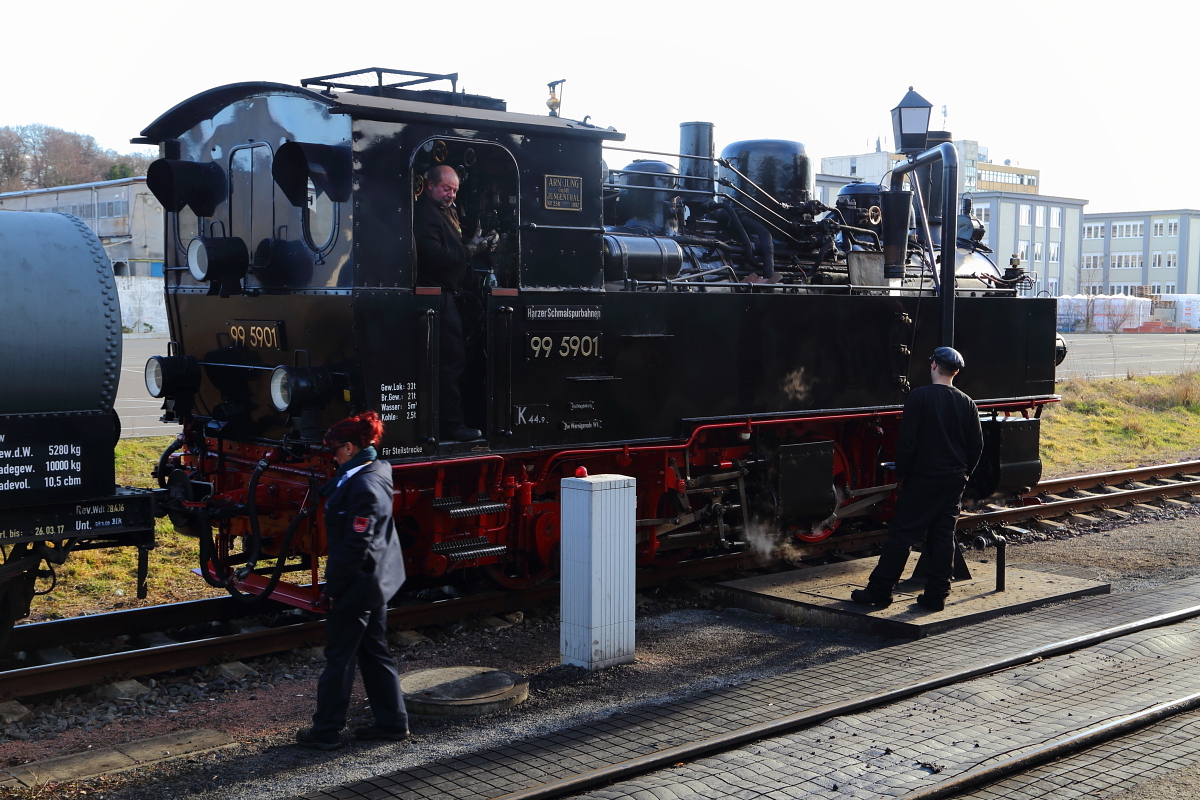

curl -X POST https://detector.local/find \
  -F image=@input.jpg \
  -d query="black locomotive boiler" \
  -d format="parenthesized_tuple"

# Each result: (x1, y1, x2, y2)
(0, 211, 158, 647)
(136, 69, 1058, 606)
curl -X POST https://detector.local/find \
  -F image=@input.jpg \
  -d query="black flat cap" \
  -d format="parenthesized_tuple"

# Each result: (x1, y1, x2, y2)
(931, 346, 965, 371)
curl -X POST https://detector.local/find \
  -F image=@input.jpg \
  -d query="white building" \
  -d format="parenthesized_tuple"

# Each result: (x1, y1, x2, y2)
(0, 177, 164, 277)
(1080, 209, 1200, 296)
(969, 192, 1088, 297)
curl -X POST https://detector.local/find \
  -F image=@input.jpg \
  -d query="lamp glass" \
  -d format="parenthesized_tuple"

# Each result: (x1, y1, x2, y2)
(900, 107, 931, 136)
(144, 358, 165, 398)
(269, 367, 293, 412)
(187, 237, 209, 282)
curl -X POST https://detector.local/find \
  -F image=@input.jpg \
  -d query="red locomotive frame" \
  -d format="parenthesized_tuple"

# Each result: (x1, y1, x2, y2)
(178, 398, 1052, 611)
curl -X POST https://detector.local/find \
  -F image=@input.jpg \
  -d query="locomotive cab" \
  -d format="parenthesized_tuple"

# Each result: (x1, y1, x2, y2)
(410, 138, 521, 290)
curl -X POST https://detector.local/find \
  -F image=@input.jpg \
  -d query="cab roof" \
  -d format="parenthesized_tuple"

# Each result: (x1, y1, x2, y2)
(134, 80, 625, 145)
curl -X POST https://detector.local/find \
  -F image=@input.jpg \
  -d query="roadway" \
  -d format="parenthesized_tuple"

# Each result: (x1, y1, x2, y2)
(117, 336, 179, 439)
(1058, 332, 1200, 379)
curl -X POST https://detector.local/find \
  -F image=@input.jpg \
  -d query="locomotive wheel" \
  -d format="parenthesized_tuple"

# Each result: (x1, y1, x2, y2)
(793, 442, 853, 543)
(645, 547, 693, 567)
(483, 548, 558, 590)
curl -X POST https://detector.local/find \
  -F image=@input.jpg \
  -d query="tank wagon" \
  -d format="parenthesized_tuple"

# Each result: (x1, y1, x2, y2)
(0, 211, 157, 646)
(132, 69, 1059, 606)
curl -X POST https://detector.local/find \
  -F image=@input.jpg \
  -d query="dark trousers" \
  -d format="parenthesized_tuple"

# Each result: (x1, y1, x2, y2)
(867, 473, 969, 600)
(439, 292, 466, 432)
(311, 597, 407, 735)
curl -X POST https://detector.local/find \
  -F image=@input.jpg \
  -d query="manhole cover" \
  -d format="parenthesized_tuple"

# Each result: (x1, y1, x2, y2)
(399, 667, 528, 717)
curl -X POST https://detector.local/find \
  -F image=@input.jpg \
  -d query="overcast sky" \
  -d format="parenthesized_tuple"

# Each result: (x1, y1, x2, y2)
(3, 0, 1190, 213)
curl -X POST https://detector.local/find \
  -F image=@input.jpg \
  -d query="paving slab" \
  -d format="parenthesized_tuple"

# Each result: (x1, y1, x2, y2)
(5, 747, 136, 786)
(114, 728, 236, 762)
(290, 577, 1200, 800)
(956, 704, 1200, 798)
(1, 728, 237, 787)
(714, 554, 1110, 638)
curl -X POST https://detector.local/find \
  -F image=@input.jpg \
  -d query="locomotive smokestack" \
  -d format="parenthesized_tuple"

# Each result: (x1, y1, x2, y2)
(679, 121, 715, 196)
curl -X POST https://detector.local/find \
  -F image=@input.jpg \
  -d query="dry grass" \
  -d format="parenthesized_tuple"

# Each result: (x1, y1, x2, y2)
(1040, 369, 1200, 477)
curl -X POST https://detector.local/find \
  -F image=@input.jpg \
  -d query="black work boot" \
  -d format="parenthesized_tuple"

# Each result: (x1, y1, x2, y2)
(355, 724, 410, 741)
(849, 588, 892, 608)
(915, 593, 946, 612)
(295, 727, 342, 751)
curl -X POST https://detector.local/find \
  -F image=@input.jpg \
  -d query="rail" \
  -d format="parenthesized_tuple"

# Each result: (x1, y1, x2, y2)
(0, 551, 757, 700)
(5, 460, 1200, 700)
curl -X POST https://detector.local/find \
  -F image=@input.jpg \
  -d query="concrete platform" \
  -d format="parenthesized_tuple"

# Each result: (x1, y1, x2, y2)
(714, 555, 1110, 637)
(289, 578, 1200, 800)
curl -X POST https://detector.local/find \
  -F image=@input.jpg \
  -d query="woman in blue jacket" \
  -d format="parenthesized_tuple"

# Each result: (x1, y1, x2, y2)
(297, 411, 409, 750)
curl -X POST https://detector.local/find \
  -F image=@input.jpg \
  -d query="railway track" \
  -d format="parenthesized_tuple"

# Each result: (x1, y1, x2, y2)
(0, 550, 758, 701)
(964, 458, 1200, 530)
(4, 459, 1200, 703)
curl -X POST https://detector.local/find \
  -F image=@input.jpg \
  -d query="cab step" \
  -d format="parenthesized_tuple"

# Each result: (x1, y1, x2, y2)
(430, 537, 507, 562)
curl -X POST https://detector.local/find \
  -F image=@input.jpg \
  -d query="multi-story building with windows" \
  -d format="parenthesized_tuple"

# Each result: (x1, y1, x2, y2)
(967, 193, 1088, 296)
(819, 141, 1085, 296)
(1079, 210, 1200, 295)
(821, 139, 1038, 197)
(0, 177, 164, 276)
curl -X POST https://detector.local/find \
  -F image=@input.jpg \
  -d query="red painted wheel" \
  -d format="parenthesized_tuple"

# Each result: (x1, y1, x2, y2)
(792, 441, 853, 543)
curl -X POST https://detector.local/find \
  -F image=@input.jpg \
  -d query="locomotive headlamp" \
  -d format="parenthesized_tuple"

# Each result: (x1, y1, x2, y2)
(187, 236, 249, 283)
(144, 354, 200, 399)
(891, 87, 933, 155)
(269, 365, 333, 413)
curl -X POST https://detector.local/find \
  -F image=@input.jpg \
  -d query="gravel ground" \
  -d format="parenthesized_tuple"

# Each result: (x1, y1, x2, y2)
(4, 502, 1200, 800)
(1112, 764, 1200, 800)
(0, 587, 880, 799)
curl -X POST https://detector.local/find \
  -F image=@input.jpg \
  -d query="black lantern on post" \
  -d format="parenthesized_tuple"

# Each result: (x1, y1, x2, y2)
(891, 87, 933, 155)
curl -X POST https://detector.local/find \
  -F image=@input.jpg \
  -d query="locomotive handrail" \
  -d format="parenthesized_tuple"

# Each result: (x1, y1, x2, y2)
(889, 142, 959, 346)
(719, 192, 802, 245)
(603, 145, 715, 161)
(521, 223, 606, 233)
(301, 67, 458, 93)
(603, 145, 794, 220)
(605, 183, 713, 199)
(907, 166, 941, 293)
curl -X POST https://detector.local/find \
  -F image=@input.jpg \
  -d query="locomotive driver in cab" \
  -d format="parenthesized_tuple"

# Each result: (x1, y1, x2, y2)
(415, 164, 499, 442)
(851, 347, 983, 612)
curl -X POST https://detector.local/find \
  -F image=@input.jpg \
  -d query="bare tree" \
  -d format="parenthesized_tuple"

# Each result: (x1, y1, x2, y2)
(0, 127, 24, 192)
(1107, 298, 1136, 333)
(1079, 261, 1105, 332)
(0, 124, 154, 191)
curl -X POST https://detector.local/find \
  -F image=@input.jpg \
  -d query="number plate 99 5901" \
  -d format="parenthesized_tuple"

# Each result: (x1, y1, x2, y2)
(526, 332, 602, 360)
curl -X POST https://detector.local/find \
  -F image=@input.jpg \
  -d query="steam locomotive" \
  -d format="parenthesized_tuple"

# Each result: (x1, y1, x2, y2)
(128, 68, 1056, 607)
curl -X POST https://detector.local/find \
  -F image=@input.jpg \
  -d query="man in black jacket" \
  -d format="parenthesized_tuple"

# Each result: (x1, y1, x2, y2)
(851, 346, 984, 612)
(414, 165, 497, 442)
